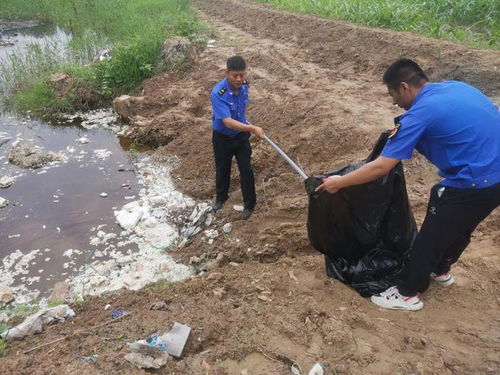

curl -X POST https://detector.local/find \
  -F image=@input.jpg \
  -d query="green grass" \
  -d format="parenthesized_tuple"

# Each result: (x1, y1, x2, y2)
(0, 0, 203, 115)
(0, 338, 7, 356)
(255, 0, 499, 49)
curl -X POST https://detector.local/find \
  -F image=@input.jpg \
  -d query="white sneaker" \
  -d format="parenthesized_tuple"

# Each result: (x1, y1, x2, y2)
(370, 286, 424, 311)
(430, 272, 455, 287)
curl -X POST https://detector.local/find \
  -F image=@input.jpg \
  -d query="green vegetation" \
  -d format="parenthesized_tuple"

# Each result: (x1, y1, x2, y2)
(0, 338, 7, 356)
(0, 0, 203, 114)
(255, 0, 499, 49)
(10, 304, 40, 315)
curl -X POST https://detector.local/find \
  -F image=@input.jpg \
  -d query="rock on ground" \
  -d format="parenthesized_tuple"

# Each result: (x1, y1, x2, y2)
(49, 281, 75, 304)
(112, 95, 145, 122)
(0, 285, 14, 307)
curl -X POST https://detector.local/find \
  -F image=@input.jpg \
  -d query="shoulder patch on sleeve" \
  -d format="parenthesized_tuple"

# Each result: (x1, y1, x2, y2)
(218, 87, 227, 95)
(388, 123, 401, 139)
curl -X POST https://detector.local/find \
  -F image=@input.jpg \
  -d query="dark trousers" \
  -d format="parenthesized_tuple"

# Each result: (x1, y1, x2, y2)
(212, 131, 256, 210)
(398, 183, 500, 296)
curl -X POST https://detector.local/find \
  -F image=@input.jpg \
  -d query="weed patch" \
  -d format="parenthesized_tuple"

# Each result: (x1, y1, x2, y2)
(255, 0, 499, 49)
(0, 0, 204, 114)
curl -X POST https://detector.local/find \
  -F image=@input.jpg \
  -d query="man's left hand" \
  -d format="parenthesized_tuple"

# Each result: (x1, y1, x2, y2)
(315, 175, 343, 193)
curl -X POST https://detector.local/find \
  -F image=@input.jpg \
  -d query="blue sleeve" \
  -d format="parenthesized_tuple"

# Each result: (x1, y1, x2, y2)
(211, 93, 231, 120)
(381, 112, 428, 160)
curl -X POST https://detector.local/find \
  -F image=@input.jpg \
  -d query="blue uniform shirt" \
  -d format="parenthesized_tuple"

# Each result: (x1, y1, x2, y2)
(382, 80, 500, 189)
(211, 78, 250, 136)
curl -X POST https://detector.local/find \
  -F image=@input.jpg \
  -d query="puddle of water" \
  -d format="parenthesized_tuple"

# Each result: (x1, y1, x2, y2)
(0, 110, 142, 301)
(0, 21, 72, 93)
(0, 22, 200, 310)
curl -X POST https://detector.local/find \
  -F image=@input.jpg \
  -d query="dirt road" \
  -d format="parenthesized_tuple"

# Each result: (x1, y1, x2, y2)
(2, 0, 499, 373)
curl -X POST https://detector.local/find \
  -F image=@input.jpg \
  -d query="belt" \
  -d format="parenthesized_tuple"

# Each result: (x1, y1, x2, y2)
(213, 130, 244, 139)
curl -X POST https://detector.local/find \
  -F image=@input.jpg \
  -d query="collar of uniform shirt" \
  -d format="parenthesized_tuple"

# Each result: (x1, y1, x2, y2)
(224, 77, 245, 96)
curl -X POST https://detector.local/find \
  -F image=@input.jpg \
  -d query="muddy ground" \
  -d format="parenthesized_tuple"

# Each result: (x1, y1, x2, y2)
(2, 0, 499, 374)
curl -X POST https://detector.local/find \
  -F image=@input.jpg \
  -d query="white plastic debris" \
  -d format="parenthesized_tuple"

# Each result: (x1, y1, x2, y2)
(1, 304, 75, 341)
(233, 205, 244, 212)
(204, 229, 219, 240)
(222, 223, 232, 234)
(0, 176, 15, 188)
(0, 197, 8, 208)
(75, 136, 90, 144)
(308, 363, 325, 375)
(100, 192, 108, 198)
(115, 204, 144, 230)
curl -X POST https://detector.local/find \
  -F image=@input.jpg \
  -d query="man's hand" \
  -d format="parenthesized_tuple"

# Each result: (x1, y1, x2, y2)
(315, 175, 344, 193)
(251, 125, 265, 139)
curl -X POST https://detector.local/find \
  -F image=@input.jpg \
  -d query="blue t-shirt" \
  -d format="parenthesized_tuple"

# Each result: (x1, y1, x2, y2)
(382, 81, 500, 189)
(211, 78, 249, 136)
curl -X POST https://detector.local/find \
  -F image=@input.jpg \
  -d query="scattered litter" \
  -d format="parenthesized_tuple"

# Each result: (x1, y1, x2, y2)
(76, 137, 90, 144)
(93, 149, 112, 160)
(125, 323, 189, 370)
(204, 229, 219, 240)
(100, 192, 108, 198)
(114, 201, 144, 230)
(308, 363, 325, 375)
(291, 363, 303, 375)
(124, 351, 170, 370)
(233, 205, 244, 212)
(81, 356, 97, 363)
(104, 304, 112, 310)
(222, 223, 233, 234)
(189, 202, 212, 225)
(0, 197, 8, 208)
(0, 176, 15, 188)
(1, 305, 75, 341)
(150, 301, 168, 311)
(204, 213, 213, 226)
(162, 322, 191, 358)
(111, 309, 131, 319)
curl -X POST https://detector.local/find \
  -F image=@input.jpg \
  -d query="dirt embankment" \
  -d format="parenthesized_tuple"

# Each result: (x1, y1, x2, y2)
(2, 0, 499, 374)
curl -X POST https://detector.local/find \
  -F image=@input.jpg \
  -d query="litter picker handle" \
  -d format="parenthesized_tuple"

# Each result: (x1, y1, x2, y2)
(263, 135, 308, 180)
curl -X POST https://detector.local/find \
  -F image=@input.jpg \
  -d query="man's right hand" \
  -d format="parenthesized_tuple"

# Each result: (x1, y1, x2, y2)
(251, 125, 265, 139)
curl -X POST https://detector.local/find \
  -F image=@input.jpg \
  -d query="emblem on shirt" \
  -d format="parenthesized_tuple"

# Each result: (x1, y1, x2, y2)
(218, 87, 227, 95)
(388, 123, 401, 139)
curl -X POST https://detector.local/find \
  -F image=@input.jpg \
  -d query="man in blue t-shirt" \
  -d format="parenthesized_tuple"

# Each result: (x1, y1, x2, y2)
(211, 56, 264, 220)
(316, 58, 500, 311)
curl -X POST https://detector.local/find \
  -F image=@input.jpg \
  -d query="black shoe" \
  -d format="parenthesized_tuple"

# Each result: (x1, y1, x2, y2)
(241, 208, 253, 220)
(212, 201, 224, 212)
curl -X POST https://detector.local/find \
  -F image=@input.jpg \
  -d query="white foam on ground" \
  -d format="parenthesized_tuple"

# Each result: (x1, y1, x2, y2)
(67, 156, 201, 298)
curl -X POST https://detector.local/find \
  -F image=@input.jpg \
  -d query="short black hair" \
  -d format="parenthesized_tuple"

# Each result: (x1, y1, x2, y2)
(383, 58, 429, 90)
(227, 56, 246, 71)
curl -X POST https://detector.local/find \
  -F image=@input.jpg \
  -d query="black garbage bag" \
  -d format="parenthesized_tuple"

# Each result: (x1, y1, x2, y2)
(305, 132, 417, 297)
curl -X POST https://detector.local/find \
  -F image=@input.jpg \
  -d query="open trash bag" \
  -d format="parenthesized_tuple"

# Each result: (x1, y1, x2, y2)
(305, 132, 417, 297)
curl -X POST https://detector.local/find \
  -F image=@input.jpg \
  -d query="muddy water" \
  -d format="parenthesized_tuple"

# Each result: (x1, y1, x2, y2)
(0, 22, 149, 305)
(0, 110, 142, 301)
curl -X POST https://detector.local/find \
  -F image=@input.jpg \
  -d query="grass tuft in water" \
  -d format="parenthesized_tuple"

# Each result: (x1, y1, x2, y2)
(0, 0, 204, 115)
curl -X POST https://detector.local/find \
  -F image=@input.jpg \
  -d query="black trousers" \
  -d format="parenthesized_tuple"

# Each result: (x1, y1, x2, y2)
(212, 131, 256, 210)
(398, 183, 500, 296)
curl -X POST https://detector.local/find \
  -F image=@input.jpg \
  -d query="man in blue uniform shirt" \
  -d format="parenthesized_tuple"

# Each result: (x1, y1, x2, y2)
(316, 58, 500, 311)
(211, 56, 264, 220)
